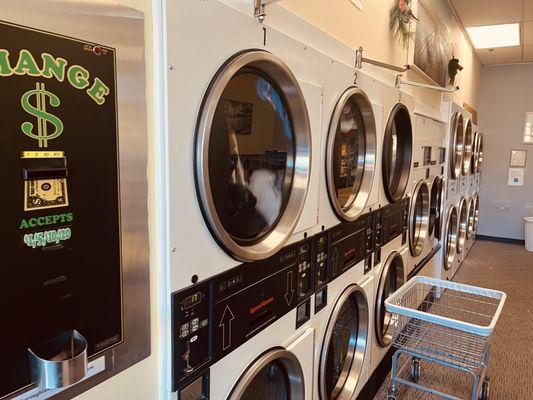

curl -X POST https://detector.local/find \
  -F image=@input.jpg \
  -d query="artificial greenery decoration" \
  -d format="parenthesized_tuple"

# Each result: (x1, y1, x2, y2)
(390, 0, 419, 49)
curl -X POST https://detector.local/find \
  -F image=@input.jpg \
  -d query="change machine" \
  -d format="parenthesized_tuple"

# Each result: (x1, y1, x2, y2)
(0, 1, 150, 399)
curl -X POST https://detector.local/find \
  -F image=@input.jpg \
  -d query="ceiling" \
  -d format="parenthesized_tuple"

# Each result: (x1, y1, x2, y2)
(450, 0, 533, 65)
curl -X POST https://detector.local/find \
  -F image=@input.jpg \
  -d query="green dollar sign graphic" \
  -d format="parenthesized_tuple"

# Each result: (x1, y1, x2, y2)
(21, 82, 64, 148)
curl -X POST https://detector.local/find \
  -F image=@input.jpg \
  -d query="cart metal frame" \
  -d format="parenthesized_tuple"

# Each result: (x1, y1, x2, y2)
(385, 277, 506, 400)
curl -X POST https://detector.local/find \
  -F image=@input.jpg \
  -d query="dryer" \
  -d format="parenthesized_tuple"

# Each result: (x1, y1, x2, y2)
(461, 115, 474, 195)
(379, 85, 414, 208)
(318, 58, 382, 232)
(171, 237, 317, 400)
(438, 204, 459, 281)
(464, 196, 476, 256)
(370, 239, 408, 376)
(442, 102, 465, 204)
(406, 114, 447, 278)
(167, 0, 324, 293)
(455, 196, 468, 272)
(310, 212, 375, 400)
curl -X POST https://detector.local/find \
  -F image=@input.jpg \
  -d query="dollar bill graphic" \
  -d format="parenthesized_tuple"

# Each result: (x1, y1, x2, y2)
(24, 178, 69, 211)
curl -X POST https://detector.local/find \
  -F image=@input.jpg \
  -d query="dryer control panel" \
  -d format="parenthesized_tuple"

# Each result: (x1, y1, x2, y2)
(376, 197, 410, 249)
(172, 238, 314, 395)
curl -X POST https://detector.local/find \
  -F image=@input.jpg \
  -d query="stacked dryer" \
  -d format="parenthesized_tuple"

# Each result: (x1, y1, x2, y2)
(167, 2, 327, 399)
(406, 112, 447, 280)
(464, 124, 484, 256)
(438, 102, 472, 281)
(311, 54, 382, 400)
(369, 83, 414, 386)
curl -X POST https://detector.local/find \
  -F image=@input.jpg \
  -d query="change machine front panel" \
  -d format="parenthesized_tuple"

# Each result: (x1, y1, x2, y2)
(0, 2, 150, 399)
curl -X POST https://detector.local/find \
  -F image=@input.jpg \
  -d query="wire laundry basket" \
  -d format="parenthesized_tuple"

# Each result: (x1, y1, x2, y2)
(384, 276, 506, 400)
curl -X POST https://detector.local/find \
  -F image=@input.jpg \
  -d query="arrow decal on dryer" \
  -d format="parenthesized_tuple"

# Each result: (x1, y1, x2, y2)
(332, 247, 339, 276)
(219, 305, 235, 351)
(284, 270, 295, 306)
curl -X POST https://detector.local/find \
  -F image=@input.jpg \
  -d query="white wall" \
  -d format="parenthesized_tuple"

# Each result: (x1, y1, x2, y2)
(74, 0, 165, 398)
(477, 64, 533, 240)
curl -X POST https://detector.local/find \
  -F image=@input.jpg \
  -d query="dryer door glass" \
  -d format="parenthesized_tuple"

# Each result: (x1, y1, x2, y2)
(230, 349, 304, 400)
(375, 253, 404, 347)
(409, 181, 430, 257)
(450, 112, 464, 179)
(326, 88, 376, 221)
(208, 70, 294, 243)
(196, 51, 311, 261)
(444, 206, 458, 271)
(474, 195, 480, 231)
(457, 198, 467, 254)
(332, 97, 366, 208)
(383, 104, 413, 203)
(429, 177, 442, 238)
(240, 359, 289, 400)
(463, 120, 473, 176)
(320, 286, 368, 400)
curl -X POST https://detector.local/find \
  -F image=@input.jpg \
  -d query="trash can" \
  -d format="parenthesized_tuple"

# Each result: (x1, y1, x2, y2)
(525, 217, 533, 252)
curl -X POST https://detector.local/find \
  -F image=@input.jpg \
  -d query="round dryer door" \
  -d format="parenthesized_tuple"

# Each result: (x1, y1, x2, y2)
(467, 198, 475, 240)
(326, 87, 376, 221)
(471, 131, 480, 175)
(409, 180, 430, 257)
(429, 176, 444, 239)
(195, 50, 311, 261)
(476, 133, 484, 173)
(473, 194, 480, 231)
(319, 285, 368, 400)
(229, 349, 304, 400)
(462, 119, 473, 176)
(375, 252, 405, 347)
(382, 103, 413, 203)
(443, 205, 458, 271)
(449, 112, 464, 179)
(457, 197, 468, 254)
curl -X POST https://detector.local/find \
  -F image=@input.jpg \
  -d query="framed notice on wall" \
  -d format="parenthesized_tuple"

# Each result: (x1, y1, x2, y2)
(524, 112, 533, 144)
(510, 150, 527, 167)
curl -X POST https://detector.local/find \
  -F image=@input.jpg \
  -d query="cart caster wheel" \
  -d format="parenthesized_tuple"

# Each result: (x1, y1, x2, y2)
(480, 378, 490, 400)
(387, 396, 397, 400)
(410, 358, 420, 383)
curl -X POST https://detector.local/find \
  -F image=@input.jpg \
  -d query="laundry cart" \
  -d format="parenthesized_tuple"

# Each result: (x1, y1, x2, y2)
(384, 276, 506, 400)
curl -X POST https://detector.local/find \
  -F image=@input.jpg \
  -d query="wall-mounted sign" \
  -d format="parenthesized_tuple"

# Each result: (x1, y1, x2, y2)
(524, 112, 533, 144)
(508, 168, 525, 186)
(510, 150, 527, 167)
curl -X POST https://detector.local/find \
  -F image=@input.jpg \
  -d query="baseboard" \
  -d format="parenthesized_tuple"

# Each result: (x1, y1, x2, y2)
(476, 235, 525, 245)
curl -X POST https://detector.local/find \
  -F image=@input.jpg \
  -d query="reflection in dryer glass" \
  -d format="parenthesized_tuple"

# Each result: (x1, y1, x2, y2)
(209, 71, 295, 244)
(332, 98, 366, 208)
(240, 360, 289, 400)
(326, 296, 358, 398)
(388, 128, 398, 184)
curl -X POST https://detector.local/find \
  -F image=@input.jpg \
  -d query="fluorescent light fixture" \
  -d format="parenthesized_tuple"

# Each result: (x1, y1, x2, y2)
(466, 23, 520, 49)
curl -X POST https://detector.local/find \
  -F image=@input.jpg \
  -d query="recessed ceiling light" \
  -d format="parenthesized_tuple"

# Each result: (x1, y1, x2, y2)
(466, 23, 520, 49)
